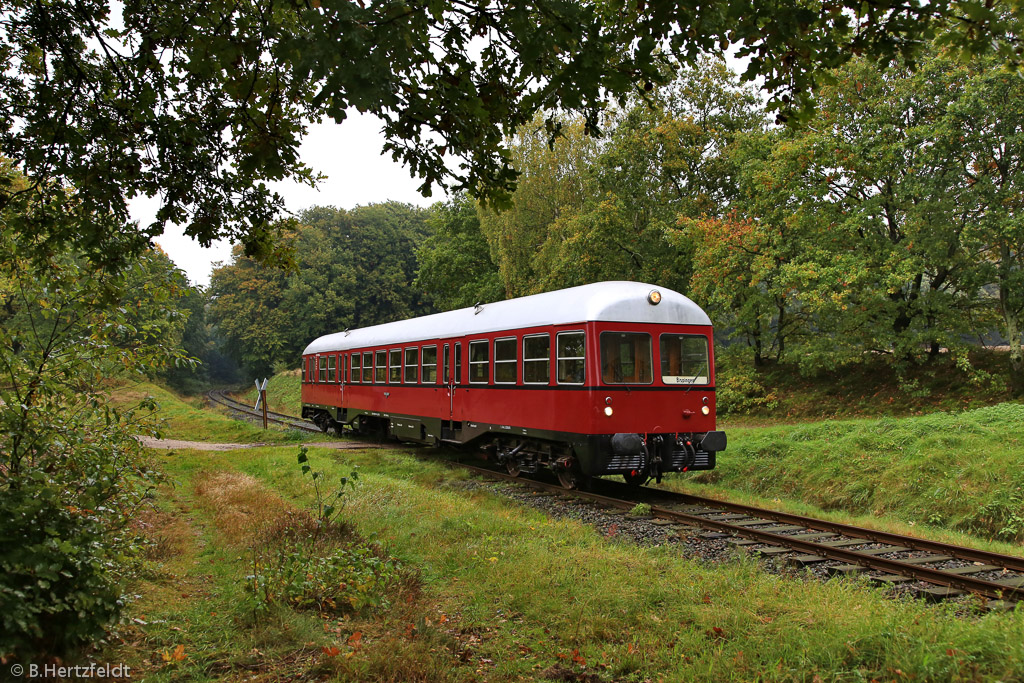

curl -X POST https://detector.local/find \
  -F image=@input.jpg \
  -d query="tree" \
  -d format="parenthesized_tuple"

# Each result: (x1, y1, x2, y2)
(0, 171, 185, 656)
(416, 194, 504, 311)
(788, 53, 992, 367)
(546, 58, 764, 294)
(479, 115, 600, 297)
(209, 202, 434, 373)
(283, 202, 433, 354)
(940, 57, 1024, 396)
(3, 0, 1021, 270)
(208, 242, 294, 377)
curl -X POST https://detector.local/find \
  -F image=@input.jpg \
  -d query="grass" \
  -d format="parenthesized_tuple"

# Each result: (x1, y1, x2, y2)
(242, 369, 303, 417)
(106, 380, 316, 443)
(717, 347, 1016, 424)
(682, 402, 1024, 543)
(108, 441, 1024, 681)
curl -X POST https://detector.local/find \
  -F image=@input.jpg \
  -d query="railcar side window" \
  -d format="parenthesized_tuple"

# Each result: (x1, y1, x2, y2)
(351, 353, 361, 382)
(328, 354, 337, 383)
(362, 352, 373, 383)
(389, 349, 402, 383)
(556, 331, 585, 384)
(306, 357, 312, 383)
(319, 356, 327, 382)
(600, 332, 653, 384)
(404, 347, 419, 383)
(494, 337, 517, 384)
(523, 334, 550, 384)
(659, 334, 710, 385)
(469, 340, 489, 384)
(454, 343, 462, 384)
(422, 346, 437, 383)
(375, 350, 387, 383)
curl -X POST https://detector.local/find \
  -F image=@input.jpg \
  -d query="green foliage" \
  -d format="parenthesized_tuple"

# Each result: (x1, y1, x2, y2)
(209, 203, 433, 374)
(247, 527, 401, 617)
(715, 348, 780, 415)
(296, 446, 358, 532)
(245, 450, 396, 619)
(4, 0, 1022, 274)
(478, 62, 763, 298)
(479, 114, 601, 297)
(0, 486, 126, 656)
(682, 46, 1023, 386)
(416, 193, 504, 310)
(0, 176, 182, 658)
(627, 503, 652, 517)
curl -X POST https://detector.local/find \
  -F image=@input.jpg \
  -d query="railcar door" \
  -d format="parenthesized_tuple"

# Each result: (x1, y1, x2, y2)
(443, 344, 451, 417)
(338, 353, 344, 409)
(453, 342, 462, 419)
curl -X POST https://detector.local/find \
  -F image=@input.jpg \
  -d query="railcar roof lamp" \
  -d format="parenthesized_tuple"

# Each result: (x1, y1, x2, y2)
(648, 290, 662, 305)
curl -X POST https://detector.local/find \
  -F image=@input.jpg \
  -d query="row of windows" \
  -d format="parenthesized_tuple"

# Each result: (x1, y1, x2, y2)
(305, 331, 709, 387)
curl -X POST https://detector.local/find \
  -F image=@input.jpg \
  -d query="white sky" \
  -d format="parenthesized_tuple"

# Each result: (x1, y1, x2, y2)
(133, 112, 446, 288)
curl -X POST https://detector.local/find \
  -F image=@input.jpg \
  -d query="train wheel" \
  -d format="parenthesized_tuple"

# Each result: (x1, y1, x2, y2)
(557, 466, 589, 490)
(622, 470, 650, 486)
(506, 460, 522, 477)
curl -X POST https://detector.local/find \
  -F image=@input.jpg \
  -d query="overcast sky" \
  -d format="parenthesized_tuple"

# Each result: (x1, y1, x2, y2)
(132, 112, 446, 288)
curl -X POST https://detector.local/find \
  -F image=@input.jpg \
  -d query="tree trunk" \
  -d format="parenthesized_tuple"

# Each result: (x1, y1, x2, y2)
(775, 303, 786, 362)
(999, 276, 1024, 398)
(751, 330, 764, 367)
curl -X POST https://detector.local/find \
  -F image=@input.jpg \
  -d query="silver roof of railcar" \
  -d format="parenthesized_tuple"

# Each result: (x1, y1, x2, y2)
(302, 281, 712, 355)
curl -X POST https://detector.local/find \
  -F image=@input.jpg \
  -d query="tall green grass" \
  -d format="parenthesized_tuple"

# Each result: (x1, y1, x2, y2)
(692, 403, 1024, 541)
(242, 370, 302, 416)
(107, 381, 310, 443)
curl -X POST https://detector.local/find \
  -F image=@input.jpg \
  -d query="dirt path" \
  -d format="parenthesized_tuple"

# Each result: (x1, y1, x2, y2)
(137, 436, 392, 451)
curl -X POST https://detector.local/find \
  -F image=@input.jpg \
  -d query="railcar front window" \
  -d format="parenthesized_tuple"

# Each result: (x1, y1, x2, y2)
(363, 352, 373, 383)
(556, 331, 585, 384)
(494, 337, 517, 384)
(389, 349, 402, 383)
(469, 340, 489, 384)
(523, 334, 550, 384)
(319, 356, 327, 382)
(600, 332, 653, 384)
(328, 354, 337, 383)
(351, 353, 361, 382)
(422, 346, 437, 383)
(659, 334, 710, 385)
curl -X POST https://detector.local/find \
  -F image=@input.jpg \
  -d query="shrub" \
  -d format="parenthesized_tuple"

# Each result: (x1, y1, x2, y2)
(716, 350, 779, 415)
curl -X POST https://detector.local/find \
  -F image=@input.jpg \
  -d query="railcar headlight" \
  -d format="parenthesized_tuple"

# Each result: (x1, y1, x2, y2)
(701, 405, 710, 416)
(647, 290, 662, 305)
(604, 406, 614, 417)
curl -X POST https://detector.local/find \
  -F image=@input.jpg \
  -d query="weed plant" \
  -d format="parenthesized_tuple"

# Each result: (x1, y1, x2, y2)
(244, 448, 400, 620)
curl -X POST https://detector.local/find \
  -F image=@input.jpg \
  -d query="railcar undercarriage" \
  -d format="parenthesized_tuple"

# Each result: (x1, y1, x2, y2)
(303, 404, 724, 490)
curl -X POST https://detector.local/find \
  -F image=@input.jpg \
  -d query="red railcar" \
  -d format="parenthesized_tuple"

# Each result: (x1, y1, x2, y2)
(301, 281, 725, 488)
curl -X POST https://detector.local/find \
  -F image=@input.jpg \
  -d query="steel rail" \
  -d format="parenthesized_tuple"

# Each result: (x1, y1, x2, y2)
(609, 480, 1024, 575)
(206, 390, 322, 434)
(454, 461, 1024, 603)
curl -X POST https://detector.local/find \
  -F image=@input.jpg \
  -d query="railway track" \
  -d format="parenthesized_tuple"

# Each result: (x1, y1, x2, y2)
(455, 461, 1024, 606)
(206, 390, 322, 434)
(203, 393, 1024, 605)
